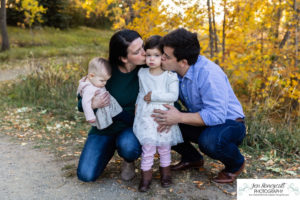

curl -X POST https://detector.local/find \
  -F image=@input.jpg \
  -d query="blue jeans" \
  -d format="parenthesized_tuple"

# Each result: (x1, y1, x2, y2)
(77, 127, 142, 182)
(173, 119, 246, 173)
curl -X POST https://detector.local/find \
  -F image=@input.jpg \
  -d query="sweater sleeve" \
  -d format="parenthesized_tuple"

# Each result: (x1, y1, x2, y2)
(151, 72, 179, 103)
(82, 86, 97, 121)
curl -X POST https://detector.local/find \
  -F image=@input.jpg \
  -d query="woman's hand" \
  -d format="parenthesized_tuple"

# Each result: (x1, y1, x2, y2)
(88, 119, 96, 123)
(91, 91, 110, 109)
(144, 91, 152, 104)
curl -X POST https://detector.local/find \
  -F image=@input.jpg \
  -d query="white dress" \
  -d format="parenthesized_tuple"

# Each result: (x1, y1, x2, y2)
(133, 68, 183, 146)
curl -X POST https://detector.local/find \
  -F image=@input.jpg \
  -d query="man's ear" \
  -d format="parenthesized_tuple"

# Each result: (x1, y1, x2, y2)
(179, 59, 189, 67)
(120, 56, 128, 64)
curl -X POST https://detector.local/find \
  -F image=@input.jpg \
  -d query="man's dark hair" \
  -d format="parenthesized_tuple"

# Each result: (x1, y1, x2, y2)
(161, 28, 200, 65)
(144, 35, 163, 53)
(109, 29, 141, 68)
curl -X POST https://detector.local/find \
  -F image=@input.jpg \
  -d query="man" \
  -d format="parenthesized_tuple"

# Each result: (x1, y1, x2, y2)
(152, 28, 246, 183)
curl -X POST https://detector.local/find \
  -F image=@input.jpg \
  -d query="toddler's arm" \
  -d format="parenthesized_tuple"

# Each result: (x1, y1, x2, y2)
(135, 72, 144, 106)
(150, 72, 179, 103)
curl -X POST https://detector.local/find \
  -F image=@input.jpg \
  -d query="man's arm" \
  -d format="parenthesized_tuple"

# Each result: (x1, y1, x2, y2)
(178, 111, 205, 126)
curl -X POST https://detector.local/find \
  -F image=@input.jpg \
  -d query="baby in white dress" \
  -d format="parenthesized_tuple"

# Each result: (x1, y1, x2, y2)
(77, 57, 122, 130)
(133, 35, 183, 192)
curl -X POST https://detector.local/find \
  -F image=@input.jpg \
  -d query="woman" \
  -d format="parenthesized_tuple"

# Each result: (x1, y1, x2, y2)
(77, 29, 146, 182)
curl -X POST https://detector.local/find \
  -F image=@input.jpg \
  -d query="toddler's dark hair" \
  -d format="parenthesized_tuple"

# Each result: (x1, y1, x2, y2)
(144, 35, 163, 53)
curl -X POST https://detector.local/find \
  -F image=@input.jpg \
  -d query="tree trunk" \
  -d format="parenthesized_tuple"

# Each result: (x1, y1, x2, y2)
(293, 0, 298, 68)
(260, 31, 264, 54)
(279, 30, 290, 49)
(207, 0, 214, 58)
(0, 0, 9, 51)
(222, 0, 227, 63)
(211, 0, 219, 64)
(274, 0, 282, 44)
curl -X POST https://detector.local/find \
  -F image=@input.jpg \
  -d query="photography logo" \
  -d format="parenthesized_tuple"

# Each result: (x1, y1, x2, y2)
(237, 179, 300, 200)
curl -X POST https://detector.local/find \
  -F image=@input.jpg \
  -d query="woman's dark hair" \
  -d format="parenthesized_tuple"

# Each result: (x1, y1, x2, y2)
(144, 35, 163, 53)
(161, 28, 200, 65)
(109, 29, 141, 68)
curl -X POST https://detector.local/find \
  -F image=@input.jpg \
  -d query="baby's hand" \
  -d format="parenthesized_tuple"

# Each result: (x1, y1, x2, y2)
(144, 91, 152, 104)
(88, 119, 96, 123)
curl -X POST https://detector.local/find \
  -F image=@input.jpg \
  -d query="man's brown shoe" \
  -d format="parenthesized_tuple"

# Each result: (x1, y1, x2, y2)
(159, 166, 172, 188)
(171, 159, 204, 171)
(138, 170, 152, 192)
(213, 161, 245, 184)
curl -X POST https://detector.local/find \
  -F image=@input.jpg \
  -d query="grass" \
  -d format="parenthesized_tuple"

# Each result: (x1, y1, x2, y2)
(0, 26, 113, 69)
(243, 113, 300, 158)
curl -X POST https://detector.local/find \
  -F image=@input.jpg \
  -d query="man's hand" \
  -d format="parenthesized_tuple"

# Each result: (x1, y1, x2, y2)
(92, 91, 110, 109)
(151, 104, 182, 126)
(157, 125, 171, 133)
(144, 91, 152, 104)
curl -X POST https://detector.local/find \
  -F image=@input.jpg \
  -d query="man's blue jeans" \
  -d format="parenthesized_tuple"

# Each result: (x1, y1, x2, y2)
(173, 119, 246, 173)
(77, 127, 142, 182)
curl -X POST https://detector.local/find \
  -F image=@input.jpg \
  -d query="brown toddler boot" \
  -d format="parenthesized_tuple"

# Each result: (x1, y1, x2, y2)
(159, 166, 172, 188)
(138, 169, 152, 192)
(121, 160, 135, 181)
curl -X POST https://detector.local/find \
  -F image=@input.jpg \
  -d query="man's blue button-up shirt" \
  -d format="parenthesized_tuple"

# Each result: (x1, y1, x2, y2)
(178, 55, 244, 126)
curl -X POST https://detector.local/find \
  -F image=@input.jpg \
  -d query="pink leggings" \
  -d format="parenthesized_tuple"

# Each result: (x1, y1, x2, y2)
(141, 145, 171, 171)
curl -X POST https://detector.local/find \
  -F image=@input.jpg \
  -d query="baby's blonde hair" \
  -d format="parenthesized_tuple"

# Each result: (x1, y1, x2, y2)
(88, 57, 111, 77)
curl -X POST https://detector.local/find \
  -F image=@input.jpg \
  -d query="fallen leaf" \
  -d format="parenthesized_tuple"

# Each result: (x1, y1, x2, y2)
(117, 179, 122, 184)
(285, 170, 297, 176)
(265, 160, 274, 166)
(199, 167, 206, 172)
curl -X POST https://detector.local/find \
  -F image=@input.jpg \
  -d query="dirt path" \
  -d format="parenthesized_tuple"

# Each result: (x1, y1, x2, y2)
(0, 56, 86, 82)
(0, 134, 139, 200)
(0, 66, 32, 82)
(0, 133, 236, 200)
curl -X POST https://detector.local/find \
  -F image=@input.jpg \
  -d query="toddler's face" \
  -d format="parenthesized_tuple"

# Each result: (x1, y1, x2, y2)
(146, 48, 162, 69)
(89, 73, 111, 88)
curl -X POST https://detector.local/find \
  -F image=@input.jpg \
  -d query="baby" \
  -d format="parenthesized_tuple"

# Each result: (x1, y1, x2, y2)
(77, 57, 122, 129)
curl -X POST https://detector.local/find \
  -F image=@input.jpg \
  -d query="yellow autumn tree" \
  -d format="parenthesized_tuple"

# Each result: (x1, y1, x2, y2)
(17, 0, 47, 28)
(76, 0, 299, 121)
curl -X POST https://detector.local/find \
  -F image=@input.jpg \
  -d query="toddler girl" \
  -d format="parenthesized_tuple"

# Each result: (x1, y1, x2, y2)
(77, 57, 122, 129)
(133, 35, 183, 192)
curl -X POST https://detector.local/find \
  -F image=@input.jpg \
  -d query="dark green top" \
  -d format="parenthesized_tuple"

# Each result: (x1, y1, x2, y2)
(83, 65, 140, 135)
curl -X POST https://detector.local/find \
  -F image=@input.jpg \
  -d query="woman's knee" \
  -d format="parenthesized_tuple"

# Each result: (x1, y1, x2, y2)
(118, 141, 141, 161)
(77, 166, 100, 182)
(117, 129, 141, 161)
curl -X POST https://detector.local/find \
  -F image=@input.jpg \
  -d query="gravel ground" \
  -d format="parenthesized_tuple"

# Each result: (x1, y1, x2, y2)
(0, 133, 236, 200)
